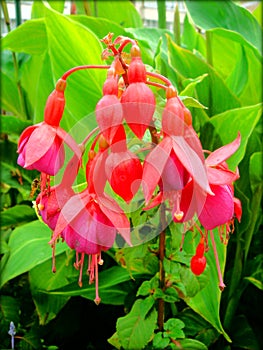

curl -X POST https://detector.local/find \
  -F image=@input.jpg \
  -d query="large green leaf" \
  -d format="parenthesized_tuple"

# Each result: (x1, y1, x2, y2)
(0, 220, 69, 287)
(69, 15, 126, 41)
(0, 70, 22, 116)
(209, 104, 262, 169)
(44, 6, 106, 133)
(167, 36, 240, 116)
(88, 0, 143, 28)
(205, 28, 262, 106)
(0, 115, 31, 135)
(185, 1, 262, 53)
(43, 265, 146, 305)
(1, 18, 47, 55)
(29, 252, 75, 325)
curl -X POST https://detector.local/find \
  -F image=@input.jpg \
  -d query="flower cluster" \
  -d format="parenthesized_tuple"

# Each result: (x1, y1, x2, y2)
(17, 34, 241, 302)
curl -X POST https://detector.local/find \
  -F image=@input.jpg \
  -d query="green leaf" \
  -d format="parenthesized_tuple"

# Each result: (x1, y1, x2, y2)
(164, 318, 185, 339)
(185, 1, 262, 52)
(0, 70, 22, 116)
(244, 277, 263, 291)
(178, 338, 208, 350)
(0, 295, 20, 325)
(209, 104, 262, 169)
(230, 315, 260, 350)
(0, 220, 69, 287)
(1, 18, 47, 55)
(153, 332, 170, 349)
(108, 332, 122, 350)
(43, 5, 106, 132)
(1, 204, 37, 227)
(117, 299, 157, 349)
(205, 28, 262, 106)
(29, 253, 74, 325)
(249, 152, 263, 193)
(88, 0, 143, 28)
(167, 36, 240, 116)
(181, 13, 206, 56)
(44, 265, 145, 305)
(69, 15, 126, 41)
(0, 115, 31, 135)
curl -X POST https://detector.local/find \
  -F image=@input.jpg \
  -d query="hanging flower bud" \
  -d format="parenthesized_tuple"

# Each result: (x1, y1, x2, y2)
(121, 45, 155, 139)
(162, 85, 192, 136)
(96, 69, 124, 144)
(105, 150, 143, 203)
(44, 79, 66, 126)
(191, 237, 207, 275)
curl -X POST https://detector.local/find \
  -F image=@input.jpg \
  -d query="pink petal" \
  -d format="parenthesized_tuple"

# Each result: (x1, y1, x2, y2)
(142, 137, 172, 203)
(56, 126, 82, 159)
(97, 194, 131, 246)
(171, 136, 212, 195)
(52, 190, 90, 239)
(198, 185, 234, 230)
(206, 132, 241, 166)
(207, 167, 239, 185)
(24, 123, 56, 167)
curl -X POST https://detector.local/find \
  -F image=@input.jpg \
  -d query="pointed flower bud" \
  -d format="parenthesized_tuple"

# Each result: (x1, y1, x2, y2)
(120, 45, 155, 139)
(96, 69, 123, 144)
(44, 79, 66, 126)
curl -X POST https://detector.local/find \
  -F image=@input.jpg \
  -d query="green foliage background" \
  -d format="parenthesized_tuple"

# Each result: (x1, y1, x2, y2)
(0, 1, 262, 349)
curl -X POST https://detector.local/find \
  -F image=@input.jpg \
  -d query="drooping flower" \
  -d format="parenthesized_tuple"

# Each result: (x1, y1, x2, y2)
(198, 133, 241, 230)
(17, 79, 81, 175)
(142, 134, 212, 220)
(121, 45, 155, 139)
(36, 154, 80, 230)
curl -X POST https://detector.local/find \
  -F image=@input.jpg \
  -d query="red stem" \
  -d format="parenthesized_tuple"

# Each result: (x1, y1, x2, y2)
(61, 65, 110, 80)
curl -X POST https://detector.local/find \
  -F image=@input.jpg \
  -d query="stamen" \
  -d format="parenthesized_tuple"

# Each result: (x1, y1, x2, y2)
(174, 191, 184, 221)
(94, 254, 101, 305)
(51, 242, 56, 273)
(210, 230, 226, 291)
(78, 253, 85, 288)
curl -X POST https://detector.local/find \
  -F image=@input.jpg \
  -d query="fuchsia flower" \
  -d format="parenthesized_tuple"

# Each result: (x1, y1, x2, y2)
(17, 79, 81, 176)
(49, 150, 131, 303)
(198, 133, 241, 230)
(36, 154, 80, 230)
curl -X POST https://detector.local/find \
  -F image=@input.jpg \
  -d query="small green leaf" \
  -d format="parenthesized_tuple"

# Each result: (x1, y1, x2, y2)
(117, 299, 157, 349)
(153, 332, 170, 349)
(107, 332, 121, 350)
(164, 318, 185, 339)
